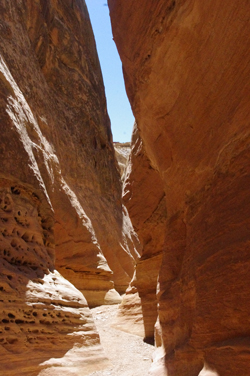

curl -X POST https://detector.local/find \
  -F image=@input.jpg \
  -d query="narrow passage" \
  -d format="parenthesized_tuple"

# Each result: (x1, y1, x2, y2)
(88, 305, 154, 376)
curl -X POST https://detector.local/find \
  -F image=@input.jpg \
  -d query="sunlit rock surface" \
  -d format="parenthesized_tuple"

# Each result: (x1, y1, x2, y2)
(109, 0, 250, 375)
(0, 0, 139, 373)
(0, 184, 109, 375)
(0, 0, 139, 301)
(112, 284, 145, 338)
(114, 142, 131, 180)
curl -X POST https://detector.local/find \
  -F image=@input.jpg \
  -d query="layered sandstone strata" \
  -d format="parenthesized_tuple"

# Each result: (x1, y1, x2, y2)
(109, 1, 250, 375)
(0, 0, 139, 373)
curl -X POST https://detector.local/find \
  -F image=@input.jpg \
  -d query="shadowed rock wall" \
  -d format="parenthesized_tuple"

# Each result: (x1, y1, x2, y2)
(109, 0, 250, 375)
(0, 0, 139, 373)
(121, 123, 166, 343)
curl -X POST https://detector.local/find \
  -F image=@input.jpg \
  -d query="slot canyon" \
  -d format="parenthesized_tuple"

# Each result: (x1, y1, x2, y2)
(1, 0, 250, 375)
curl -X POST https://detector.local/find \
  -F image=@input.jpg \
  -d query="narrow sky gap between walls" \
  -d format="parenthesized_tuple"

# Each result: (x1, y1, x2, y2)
(85, 0, 134, 143)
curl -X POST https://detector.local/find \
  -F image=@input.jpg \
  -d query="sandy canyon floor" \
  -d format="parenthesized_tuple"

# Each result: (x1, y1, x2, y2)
(88, 305, 154, 376)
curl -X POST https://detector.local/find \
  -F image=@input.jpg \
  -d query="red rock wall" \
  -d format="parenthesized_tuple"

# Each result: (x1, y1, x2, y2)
(0, 0, 139, 301)
(109, 0, 250, 374)
(0, 0, 139, 373)
(122, 124, 166, 343)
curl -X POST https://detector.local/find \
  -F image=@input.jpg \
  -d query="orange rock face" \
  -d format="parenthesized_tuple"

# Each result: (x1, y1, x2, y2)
(0, 183, 109, 375)
(122, 124, 166, 343)
(109, 0, 250, 374)
(0, 0, 139, 373)
(0, 0, 139, 301)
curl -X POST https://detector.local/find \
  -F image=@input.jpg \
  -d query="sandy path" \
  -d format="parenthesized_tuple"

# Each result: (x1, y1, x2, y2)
(88, 305, 154, 376)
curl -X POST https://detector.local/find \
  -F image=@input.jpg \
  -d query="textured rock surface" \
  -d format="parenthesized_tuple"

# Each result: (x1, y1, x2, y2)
(0, 0, 139, 373)
(0, 0, 139, 304)
(114, 142, 131, 180)
(0, 184, 109, 375)
(112, 286, 145, 338)
(121, 124, 166, 342)
(109, 1, 250, 375)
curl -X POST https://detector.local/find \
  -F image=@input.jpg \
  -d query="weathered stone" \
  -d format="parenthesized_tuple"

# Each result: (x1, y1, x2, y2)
(114, 142, 131, 180)
(109, 0, 250, 375)
(121, 124, 166, 343)
(0, 183, 109, 375)
(0, 0, 139, 373)
(0, 0, 139, 301)
(112, 285, 145, 338)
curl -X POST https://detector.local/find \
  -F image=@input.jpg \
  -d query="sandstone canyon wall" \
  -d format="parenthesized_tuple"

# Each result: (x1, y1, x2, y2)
(109, 1, 250, 375)
(114, 141, 131, 180)
(115, 123, 166, 343)
(0, 0, 139, 374)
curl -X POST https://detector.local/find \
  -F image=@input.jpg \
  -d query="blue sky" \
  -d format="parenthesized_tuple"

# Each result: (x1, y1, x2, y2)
(85, 0, 134, 143)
